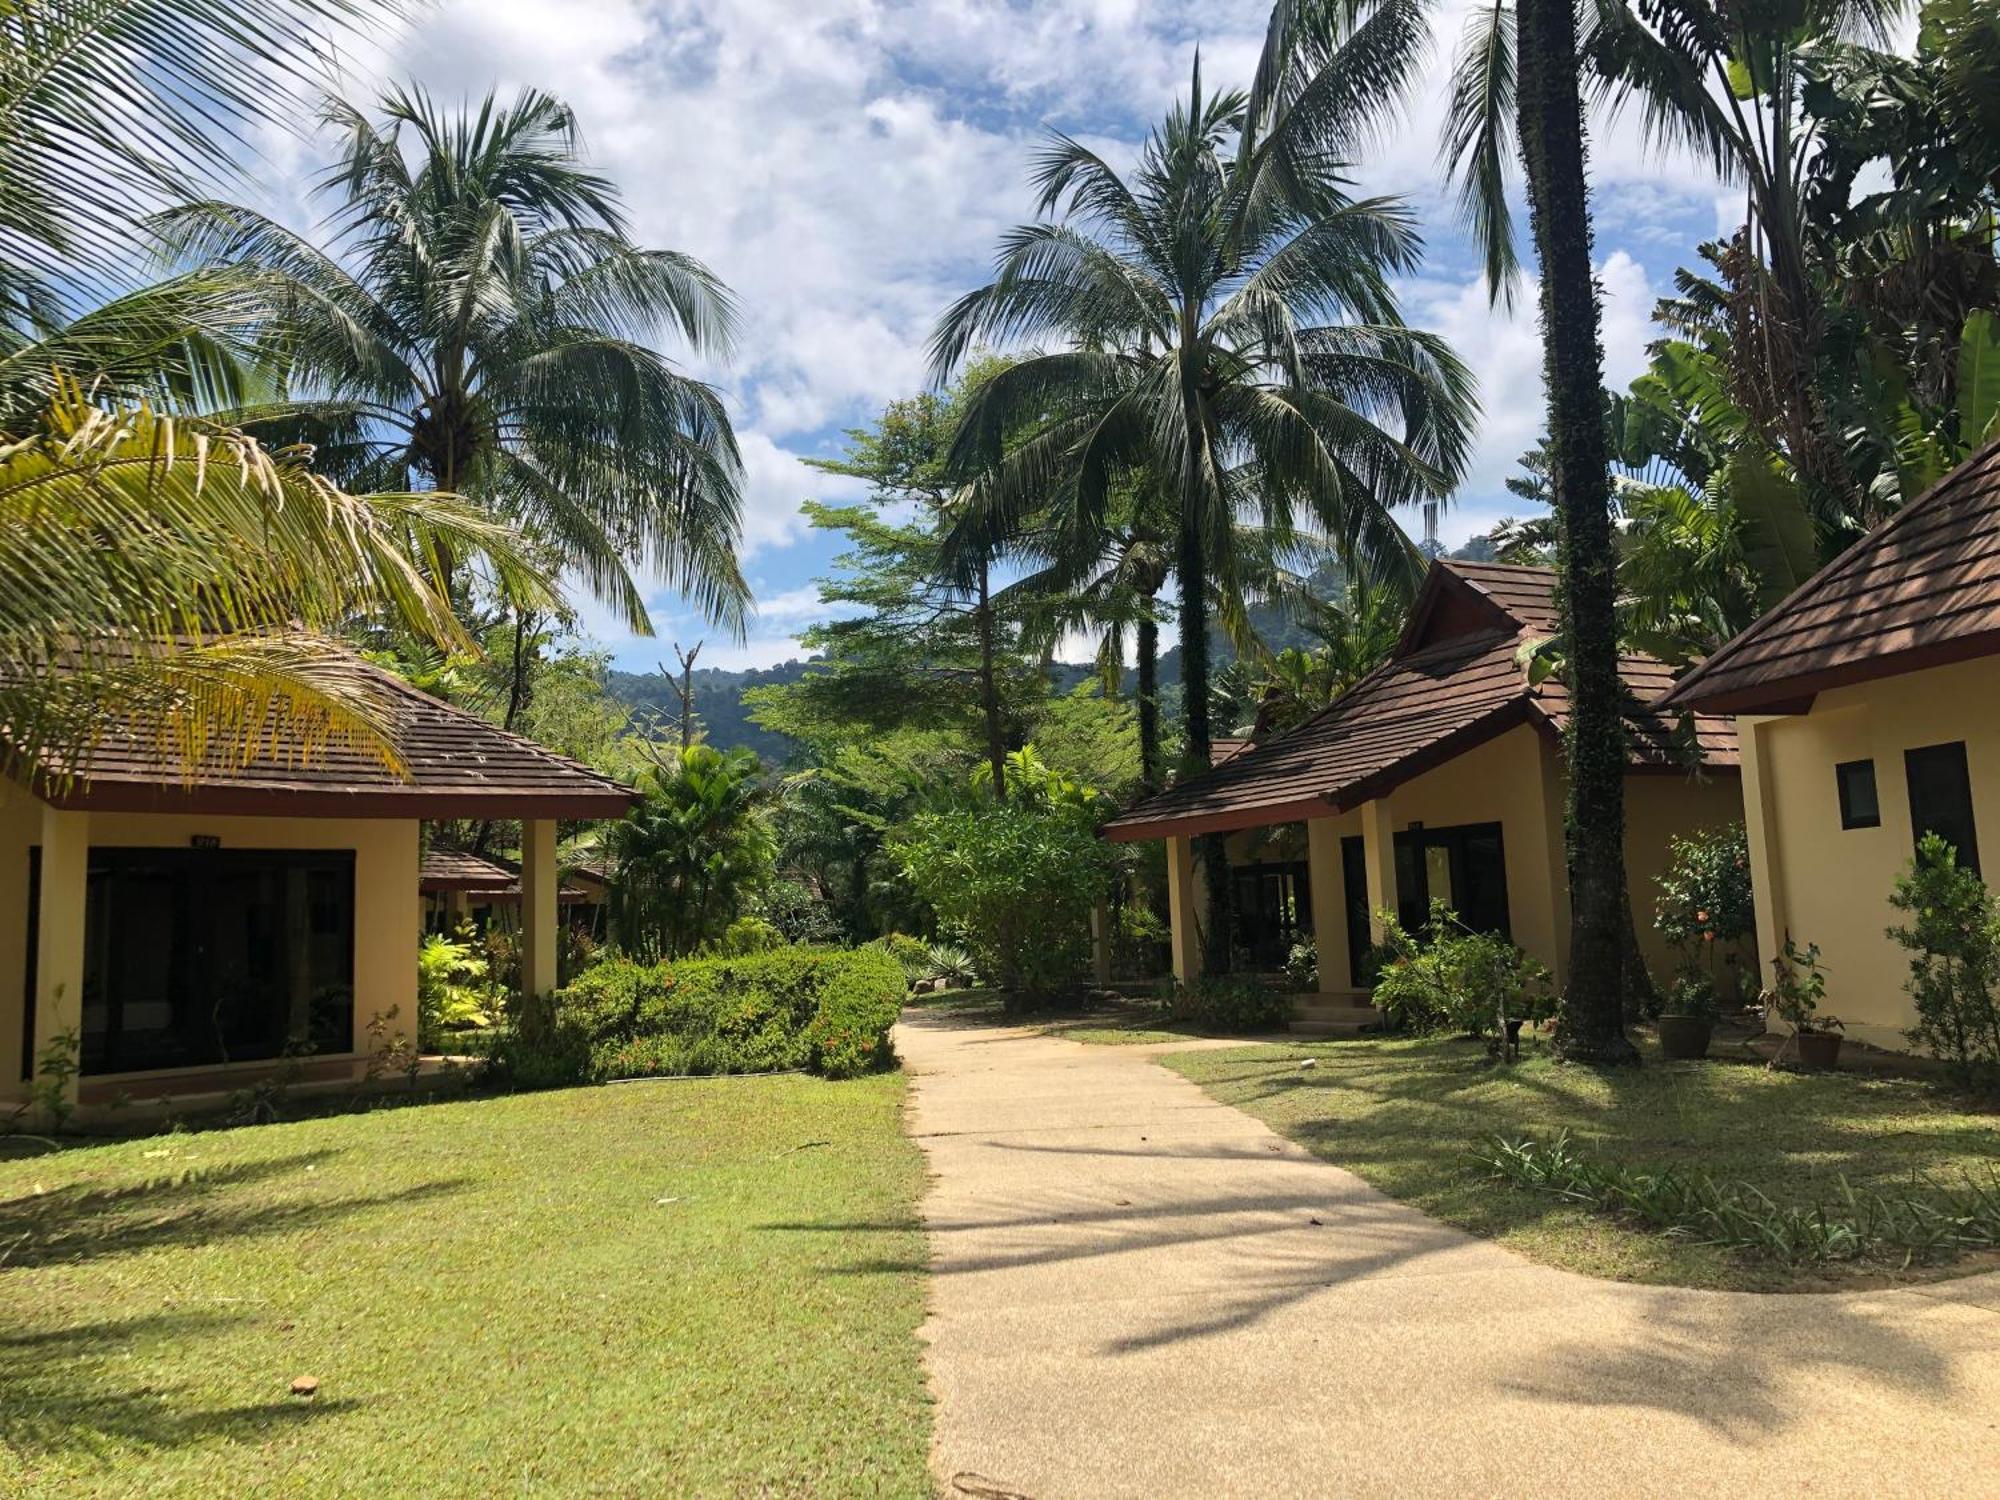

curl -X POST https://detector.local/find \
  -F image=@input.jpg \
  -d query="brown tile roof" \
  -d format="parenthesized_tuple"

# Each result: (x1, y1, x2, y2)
(1210, 737, 1254, 765)
(26, 644, 639, 820)
(1661, 439, 2000, 714)
(419, 847, 519, 891)
(420, 848, 595, 903)
(1101, 561, 1736, 842)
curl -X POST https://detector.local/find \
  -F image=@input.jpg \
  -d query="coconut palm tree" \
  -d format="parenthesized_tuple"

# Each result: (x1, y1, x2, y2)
(155, 86, 750, 634)
(932, 48, 1474, 972)
(1250, 0, 1638, 1053)
(0, 376, 553, 783)
(0, 0, 568, 777)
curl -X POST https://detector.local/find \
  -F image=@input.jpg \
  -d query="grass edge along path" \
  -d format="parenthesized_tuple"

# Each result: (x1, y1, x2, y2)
(0, 1075, 932, 1498)
(1159, 1034, 2000, 1292)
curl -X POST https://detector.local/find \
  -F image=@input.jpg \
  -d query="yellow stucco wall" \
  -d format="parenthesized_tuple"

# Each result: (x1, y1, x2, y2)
(1215, 723, 1746, 999)
(0, 780, 418, 1103)
(1740, 655, 2000, 1050)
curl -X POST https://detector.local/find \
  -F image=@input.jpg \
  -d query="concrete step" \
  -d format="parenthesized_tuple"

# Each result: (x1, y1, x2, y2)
(1288, 1018, 1378, 1037)
(1287, 1001, 1382, 1038)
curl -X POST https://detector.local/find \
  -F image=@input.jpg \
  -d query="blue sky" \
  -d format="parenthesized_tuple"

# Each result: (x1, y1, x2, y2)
(307, 0, 1750, 673)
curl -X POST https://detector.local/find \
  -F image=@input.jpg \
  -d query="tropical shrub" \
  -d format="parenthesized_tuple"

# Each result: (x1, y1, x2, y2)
(891, 748, 1115, 1005)
(923, 942, 979, 987)
(873, 932, 934, 983)
(709, 915, 786, 957)
(1760, 938, 1838, 1036)
(1283, 940, 1319, 991)
(416, 933, 492, 1050)
(1371, 902, 1553, 1043)
(1889, 834, 2000, 1092)
(1165, 975, 1293, 1034)
(1654, 823, 1756, 1013)
(488, 946, 906, 1087)
(607, 744, 776, 960)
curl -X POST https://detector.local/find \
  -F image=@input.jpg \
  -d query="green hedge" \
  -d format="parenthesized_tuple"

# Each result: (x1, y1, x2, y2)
(488, 946, 907, 1087)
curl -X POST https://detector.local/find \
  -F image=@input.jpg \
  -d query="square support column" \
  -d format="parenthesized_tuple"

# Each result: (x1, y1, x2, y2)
(1741, 717, 1786, 1005)
(1164, 834, 1203, 984)
(1359, 797, 1397, 946)
(1306, 815, 1349, 995)
(31, 806, 89, 1116)
(519, 819, 560, 1001)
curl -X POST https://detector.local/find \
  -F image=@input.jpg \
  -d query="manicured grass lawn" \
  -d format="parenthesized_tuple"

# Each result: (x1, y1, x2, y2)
(906, 988, 1236, 1046)
(0, 1077, 932, 1498)
(1162, 1035, 2000, 1291)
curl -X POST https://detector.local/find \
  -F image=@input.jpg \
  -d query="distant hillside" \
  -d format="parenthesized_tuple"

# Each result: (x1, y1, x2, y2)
(605, 660, 815, 764)
(604, 546, 1496, 760)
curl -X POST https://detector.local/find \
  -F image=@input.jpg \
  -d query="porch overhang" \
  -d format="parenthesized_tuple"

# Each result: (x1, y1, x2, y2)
(32, 780, 637, 821)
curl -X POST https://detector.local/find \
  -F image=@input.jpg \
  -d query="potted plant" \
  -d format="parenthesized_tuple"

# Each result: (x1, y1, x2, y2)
(1653, 825, 1757, 1058)
(1761, 938, 1844, 1069)
(1657, 965, 1720, 1060)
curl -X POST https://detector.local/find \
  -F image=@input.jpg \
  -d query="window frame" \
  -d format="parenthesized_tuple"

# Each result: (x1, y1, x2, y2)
(1835, 758, 1881, 830)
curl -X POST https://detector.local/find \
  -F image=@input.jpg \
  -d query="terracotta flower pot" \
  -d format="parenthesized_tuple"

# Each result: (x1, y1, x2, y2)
(1657, 1014, 1714, 1061)
(1794, 1029, 1844, 1070)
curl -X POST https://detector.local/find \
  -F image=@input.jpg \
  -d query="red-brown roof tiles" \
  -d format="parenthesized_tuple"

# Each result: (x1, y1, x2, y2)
(1662, 438, 2000, 714)
(1101, 560, 1735, 842)
(24, 645, 638, 820)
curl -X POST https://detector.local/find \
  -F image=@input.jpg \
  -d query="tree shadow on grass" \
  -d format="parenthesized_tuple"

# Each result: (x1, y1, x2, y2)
(0, 1312, 361, 1464)
(0, 1151, 469, 1270)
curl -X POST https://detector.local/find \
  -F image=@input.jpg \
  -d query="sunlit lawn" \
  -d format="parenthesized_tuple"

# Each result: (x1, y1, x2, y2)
(0, 1077, 931, 1498)
(1162, 1034, 2000, 1290)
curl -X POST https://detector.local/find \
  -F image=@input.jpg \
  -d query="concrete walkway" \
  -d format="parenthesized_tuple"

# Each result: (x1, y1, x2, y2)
(896, 1012, 2000, 1500)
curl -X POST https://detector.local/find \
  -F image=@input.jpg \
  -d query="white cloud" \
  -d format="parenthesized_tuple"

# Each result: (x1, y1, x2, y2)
(1407, 248, 1661, 546)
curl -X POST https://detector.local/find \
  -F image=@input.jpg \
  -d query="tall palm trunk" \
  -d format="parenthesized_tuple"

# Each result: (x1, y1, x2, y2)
(1136, 612, 1161, 794)
(1516, 0, 1637, 1064)
(975, 557, 1007, 802)
(1176, 355, 1233, 975)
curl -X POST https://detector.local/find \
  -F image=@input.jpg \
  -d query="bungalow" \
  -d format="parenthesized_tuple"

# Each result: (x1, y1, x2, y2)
(1659, 441, 2000, 1051)
(1101, 561, 1743, 1022)
(1, 653, 635, 1118)
(419, 846, 603, 935)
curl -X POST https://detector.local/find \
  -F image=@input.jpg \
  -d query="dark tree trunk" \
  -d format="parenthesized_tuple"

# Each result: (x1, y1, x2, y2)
(1137, 612, 1161, 794)
(1176, 494, 1233, 977)
(976, 559, 1007, 803)
(1516, 0, 1638, 1064)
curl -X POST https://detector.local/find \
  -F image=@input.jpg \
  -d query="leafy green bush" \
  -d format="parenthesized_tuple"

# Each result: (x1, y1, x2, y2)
(709, 915, 786, 957)
(1654, 823, 1755, 1016)
(486, 946, 907, 1088)
(417, 933, 493, 1051)
(1371, 901, 1552, 1042)
(873, 932, 934, 983)
(1283, 940, 1318, 991)
(892, 748, 1114, 1004)
(1482, 1132, 2000, 1269)
(1165, 974, 1293, 1033)
(1889, 834, 2000, 1091)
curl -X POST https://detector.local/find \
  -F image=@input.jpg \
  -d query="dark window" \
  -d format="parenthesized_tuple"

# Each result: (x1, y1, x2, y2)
(49, 847, 357, 1076)
(1341, 836, 1379, 989)
(1835, 759, 1880, 829)
(1392, 822, 1511, 939)
(1231, 860, 1310, 971)
(1906, 742, 1981, 875)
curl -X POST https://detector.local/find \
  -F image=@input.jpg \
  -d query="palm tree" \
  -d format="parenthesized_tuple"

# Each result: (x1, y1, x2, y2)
(1330, 0, 1631, 1059)
(1588, 0, 1915, 521)
(1, 377, 552, 782)
(932, 49, 1475, 972)
(608, 744, 776, 960)
(155, 86, 750, 635)
(0, 0, 561, 776)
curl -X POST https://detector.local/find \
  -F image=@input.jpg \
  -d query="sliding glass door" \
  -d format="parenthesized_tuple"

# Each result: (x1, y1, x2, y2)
(53, 847, 357, 1075)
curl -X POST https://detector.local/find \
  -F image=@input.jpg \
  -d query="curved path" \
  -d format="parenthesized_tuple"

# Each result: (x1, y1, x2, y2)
(896, 1012, 2000, 1500)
